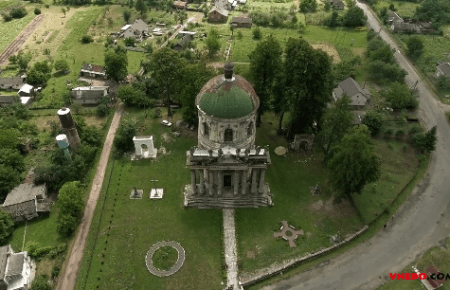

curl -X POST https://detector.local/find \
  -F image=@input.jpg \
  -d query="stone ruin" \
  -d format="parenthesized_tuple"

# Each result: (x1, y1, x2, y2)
(133, 136, 157, 159)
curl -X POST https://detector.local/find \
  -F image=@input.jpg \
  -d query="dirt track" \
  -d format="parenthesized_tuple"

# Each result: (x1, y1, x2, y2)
(0, 14, 46, 66)
(56, 104, 124, 290)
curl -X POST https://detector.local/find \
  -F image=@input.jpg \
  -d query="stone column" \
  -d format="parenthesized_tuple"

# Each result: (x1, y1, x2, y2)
(241, 170, 247, 195)
(209, 171, 214, 196)
(199, 169, 205, 195)
(218, 171, 223, 196)
(251, 168, 258, 194)
(234, 171, 240, 196)
(191, 170, 197, 195)
(258, 168, 266, 194)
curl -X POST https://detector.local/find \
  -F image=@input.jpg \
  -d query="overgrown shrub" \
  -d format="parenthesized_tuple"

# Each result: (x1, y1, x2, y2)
(81, 35, 93, 44)
(252, 26, 262, 39)
(363, 110, 384, 135)
(10, 6, 28, 19)
(34, 8, 41, 15)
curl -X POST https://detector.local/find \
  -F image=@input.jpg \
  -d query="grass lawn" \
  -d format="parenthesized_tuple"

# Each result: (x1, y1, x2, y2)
(0, 11, 35, 54)
(236, 113, 420, 272)
(377, 237, 450, 290)
(375, 0, 420, 18)
(230, 25, 367, 62)
(76, 108, 224, 290)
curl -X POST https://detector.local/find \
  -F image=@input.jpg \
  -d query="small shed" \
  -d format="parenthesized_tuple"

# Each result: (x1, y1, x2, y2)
(2, 184, 51, 222)
(231, 16, 252, 28)
(0, 77, 25, 90)
(0, 96, 15, 106)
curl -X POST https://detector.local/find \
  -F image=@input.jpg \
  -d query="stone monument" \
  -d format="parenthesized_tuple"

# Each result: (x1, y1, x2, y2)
(183, 62, 272, 208)
(133, 136, 157, 159)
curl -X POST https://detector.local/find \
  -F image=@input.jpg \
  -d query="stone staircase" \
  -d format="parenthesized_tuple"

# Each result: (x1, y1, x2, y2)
(183, 185, 273, 209)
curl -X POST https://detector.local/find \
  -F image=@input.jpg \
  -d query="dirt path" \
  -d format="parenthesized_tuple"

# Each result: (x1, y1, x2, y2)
(0, 14, 46, 65)
(56, 104, 124, 290)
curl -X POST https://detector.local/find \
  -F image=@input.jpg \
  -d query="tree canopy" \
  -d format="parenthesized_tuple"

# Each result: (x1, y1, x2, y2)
(104, 46, 128, 82)
(148, 48, 185, 116)
(415, 0, 450, 24)
(300, 0, 317, 13)
(328, 125, 381, 201)
(343, 6, 367, 27)
(407, 36, 424, 60)
(27, 61, 52, 86)
(57, 181, 84, 236)
(283, 37, 333, 136)
(381, 82, 419, 109)
(0, 210, 14, 244)
(249, 34, 283, 126)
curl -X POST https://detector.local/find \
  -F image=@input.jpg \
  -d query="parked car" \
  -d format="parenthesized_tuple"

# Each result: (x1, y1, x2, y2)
(161, 120, 172, 127)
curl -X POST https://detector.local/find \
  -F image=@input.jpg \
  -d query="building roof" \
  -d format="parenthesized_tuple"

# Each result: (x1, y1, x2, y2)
(71, 86, 108, 100)
(425, 265, 445, 288)
(388, 11, 403, 23)
(131, 19, 148, 33)
(210, 6, 229, 17)
(179, 31, 196, 36)
(333, 77, 370, 106)
(0, 77, 24, 88)
(173, 0, 186, 7)
(123, 29, 135, 39)
(231, 16, 252, 24)
(437, 62, 450, 78)
(120, 24, 131, 31)
(6, 253, 24, 277)
(81, 63, 105, 73)
(328, 0, 344, 6)
(197, 65, 258, 119)
(3, 184, 46, 207)
(18, 84, 33, 94)
(0, 246, 10, 281)
(0, 96, 15, 104)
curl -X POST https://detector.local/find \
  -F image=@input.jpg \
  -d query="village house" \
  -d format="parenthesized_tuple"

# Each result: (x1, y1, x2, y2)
(80, 63, 107, 79)
(231, 16, 252, 28)
(120, 19, 149, 42)
(333, 77, 370, 109)
(173, 0, 187, 9)
(0, 77, 25, 90)
(0, 96, 15, 106)
(174, 35, 194, 51)
(2, 184, 51, 222)
(71, 86, 109, 105)
(328, 0, 344, 10)
(209, 6, 229, 22)
(435, 61, 450, 88)
(391, 21, 434, 34)
(0, 245, 35, 290)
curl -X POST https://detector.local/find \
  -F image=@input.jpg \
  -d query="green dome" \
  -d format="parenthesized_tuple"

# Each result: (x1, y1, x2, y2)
(197, 75, 258, 119)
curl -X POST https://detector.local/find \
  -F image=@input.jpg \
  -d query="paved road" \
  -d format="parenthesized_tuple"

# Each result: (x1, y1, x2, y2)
(263, 3, 450, 290)
(56, 104, 124, 290)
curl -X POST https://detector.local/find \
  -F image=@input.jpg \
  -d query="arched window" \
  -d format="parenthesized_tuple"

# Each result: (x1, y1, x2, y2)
(224, 128, 233, 142)
(203, 123, 209, 136)
(247, 122, 253, 137)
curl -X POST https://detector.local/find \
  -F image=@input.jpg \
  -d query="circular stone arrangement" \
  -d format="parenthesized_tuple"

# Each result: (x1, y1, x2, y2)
(145, 241, 185, 277)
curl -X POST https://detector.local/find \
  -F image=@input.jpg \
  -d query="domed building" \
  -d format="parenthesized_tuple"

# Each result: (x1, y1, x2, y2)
(183, 63, 272, 208)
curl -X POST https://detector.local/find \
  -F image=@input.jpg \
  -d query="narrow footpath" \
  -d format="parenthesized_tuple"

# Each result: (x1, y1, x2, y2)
(56, 104, 124, 290)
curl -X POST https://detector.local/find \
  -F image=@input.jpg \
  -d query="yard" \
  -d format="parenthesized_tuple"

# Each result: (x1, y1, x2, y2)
(235, 113, 421, 273)
(375, 0, 421, 18)
(75, 108, 224, 290)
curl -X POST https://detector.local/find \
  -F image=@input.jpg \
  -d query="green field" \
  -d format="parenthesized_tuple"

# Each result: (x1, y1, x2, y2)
(230, 26, 367, 62)
(76, 109, 224, 290)
(375, 0, 421, 18)
(0, 11, 35, 54)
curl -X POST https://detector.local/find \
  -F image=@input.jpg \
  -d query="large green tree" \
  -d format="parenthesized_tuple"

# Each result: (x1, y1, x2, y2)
(27, 61, 52, 86)
(148, 48, 185, 116)
(299, 0, 317, 13)
(57, 181, 84, 236)
(407, 36, 424, 60)
(116, 84, 147, 107)
(343, 6, 367, 27)
(104, 46, 128, 82)
(179, 62, 216, 125)
(135, 0, 148, 16)
(205, 28, 221, 57)
(381, 82, 419, 109)
(0, 165, 21, 202)
(415, 0, 450, 24)
(283, 37, 333, 136)
(328, 125, 381, 201)
(317, 95, 353, 161)
(249, 34, 282, 126)
(0, 210, 14, 244)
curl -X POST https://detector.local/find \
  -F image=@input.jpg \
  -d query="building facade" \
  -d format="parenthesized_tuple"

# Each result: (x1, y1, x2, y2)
(183, 63, 272, 208)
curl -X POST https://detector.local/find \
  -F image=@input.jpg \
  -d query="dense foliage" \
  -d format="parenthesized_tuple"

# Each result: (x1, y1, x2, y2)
(0, 210, 14, 244)
(363, 110, 384, 136)
(381, 82, 419, 109)
(113, 120, 136, 154)
(57, 181, 84, 236)
(407, 36, 424, 60)
(415, 0, 450, 24)
(27, 61, 52, 86)
(104, 46, 128, 82)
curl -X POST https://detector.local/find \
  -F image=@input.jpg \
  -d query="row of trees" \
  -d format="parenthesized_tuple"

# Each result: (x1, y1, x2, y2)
(325, 6, 367, 28)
